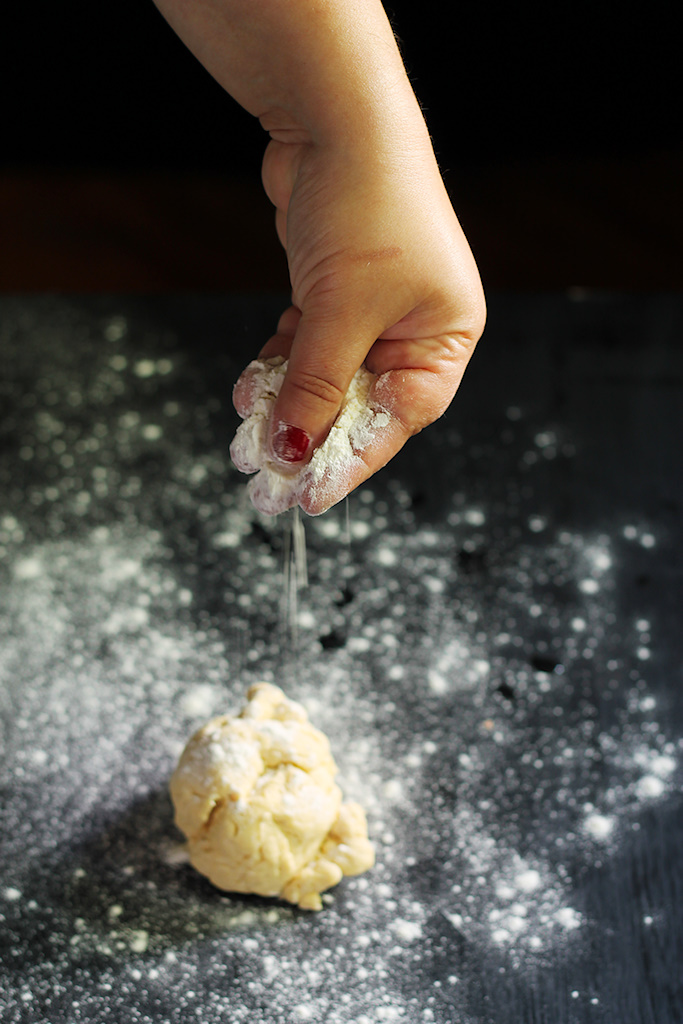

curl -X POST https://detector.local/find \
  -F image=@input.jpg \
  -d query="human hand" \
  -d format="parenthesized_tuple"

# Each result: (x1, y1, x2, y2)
(151, 0, 485, 514)
(232, 129, 486, 515)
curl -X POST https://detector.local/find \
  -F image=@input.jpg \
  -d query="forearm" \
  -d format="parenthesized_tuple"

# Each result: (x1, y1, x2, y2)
(152, 0, 428, 150)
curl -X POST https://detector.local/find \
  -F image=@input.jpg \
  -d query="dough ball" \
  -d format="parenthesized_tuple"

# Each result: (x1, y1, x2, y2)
(170, 683, 375, 910)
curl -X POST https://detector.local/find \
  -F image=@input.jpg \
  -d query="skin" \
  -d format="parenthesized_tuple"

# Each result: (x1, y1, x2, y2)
(153, 0, 486, 514)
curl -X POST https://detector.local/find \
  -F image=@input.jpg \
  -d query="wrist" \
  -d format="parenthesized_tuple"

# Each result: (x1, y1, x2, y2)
(154, 0, 426, 153)
(257, 2, 426, 153)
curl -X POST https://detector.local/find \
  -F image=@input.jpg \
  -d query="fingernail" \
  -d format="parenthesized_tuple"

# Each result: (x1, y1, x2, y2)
(271, 422, 311, 464)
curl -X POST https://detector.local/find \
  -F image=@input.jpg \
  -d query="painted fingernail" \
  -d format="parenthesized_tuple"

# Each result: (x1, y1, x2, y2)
(271, 422, 311, 464)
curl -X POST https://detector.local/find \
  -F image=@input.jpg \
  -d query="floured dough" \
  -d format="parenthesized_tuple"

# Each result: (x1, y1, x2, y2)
(169, 682, 375, 910)
(229, 357, 391, 516)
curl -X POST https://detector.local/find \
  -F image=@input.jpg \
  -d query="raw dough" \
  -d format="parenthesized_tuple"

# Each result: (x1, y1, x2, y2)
(230, 357, 391, 516)
(169, 682, 375, 910)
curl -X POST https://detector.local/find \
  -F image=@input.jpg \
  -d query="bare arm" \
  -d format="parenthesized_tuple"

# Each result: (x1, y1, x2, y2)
(153, 0, 424, 142)
(153, 0, 486, 514)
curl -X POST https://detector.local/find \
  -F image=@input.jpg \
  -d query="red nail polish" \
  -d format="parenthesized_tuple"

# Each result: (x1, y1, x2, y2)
(272, 422, 311, 463)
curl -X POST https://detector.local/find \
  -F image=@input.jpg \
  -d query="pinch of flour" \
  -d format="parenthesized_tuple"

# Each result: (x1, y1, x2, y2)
(231, 359, 390, 515)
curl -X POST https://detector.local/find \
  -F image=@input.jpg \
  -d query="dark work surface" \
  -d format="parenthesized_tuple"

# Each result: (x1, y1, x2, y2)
(0, 293, 682, 1023)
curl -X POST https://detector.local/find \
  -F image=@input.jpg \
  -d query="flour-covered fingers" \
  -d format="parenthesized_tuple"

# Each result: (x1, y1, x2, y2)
(231, 358, 469, 517)
(265, 308, 381, 468)
(297, 413, 409, 515)
(297, 362, 468, 515)
(232, 306, 300, 420)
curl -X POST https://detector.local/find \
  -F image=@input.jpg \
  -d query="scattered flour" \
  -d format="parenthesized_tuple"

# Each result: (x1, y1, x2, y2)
(583, 812, 616, 841)
(0, 300, 678, 1023)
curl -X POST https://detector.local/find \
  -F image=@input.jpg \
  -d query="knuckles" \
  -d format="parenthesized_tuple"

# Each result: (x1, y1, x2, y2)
(284, 369, 346, 411)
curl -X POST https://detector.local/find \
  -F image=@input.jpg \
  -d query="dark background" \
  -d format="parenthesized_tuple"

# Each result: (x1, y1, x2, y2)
(1, 1, 681, 291)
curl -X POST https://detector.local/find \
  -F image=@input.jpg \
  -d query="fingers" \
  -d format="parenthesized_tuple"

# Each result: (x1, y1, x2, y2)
(258, 277, 483, 471)
(233, 322, 481, 516)
(265, 307, 383, 466)
(296, 361, 465, 516)
(232, 306, 300, 419)
(231, 300, 379, 492)
(298, 410, 409, 515)
(366, 334, 480, 428)
(232, 366, 261, 420)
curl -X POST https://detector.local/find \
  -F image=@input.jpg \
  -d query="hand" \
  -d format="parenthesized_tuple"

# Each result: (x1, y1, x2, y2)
(233, 128, 486, 514)
(151, 0, 486, 514)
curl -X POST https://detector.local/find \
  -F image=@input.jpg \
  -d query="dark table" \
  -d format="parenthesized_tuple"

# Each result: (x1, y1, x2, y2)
(1, 293, 681, 1024)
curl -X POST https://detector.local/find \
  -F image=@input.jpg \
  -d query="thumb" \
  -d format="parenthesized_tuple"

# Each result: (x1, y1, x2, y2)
(266, 307, 381, 466)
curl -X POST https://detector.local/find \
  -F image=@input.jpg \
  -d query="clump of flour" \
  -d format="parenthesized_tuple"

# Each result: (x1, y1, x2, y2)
(230, 357, 391, 516)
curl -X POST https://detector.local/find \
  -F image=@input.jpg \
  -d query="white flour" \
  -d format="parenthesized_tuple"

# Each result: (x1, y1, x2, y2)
(230, 357, 391, 516)
(0, 299, 679, 1024)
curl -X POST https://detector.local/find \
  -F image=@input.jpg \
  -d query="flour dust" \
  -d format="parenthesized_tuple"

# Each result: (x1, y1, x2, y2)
(0, 298, 679, 1024)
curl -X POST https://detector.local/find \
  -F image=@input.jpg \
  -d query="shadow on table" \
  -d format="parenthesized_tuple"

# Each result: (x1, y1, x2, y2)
(7, 788, 297, 973)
